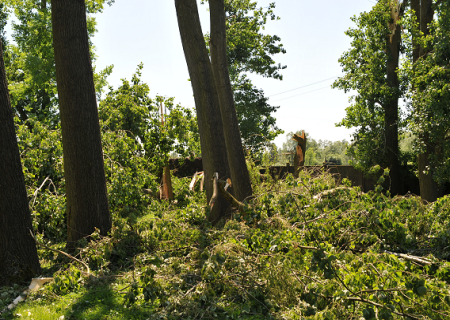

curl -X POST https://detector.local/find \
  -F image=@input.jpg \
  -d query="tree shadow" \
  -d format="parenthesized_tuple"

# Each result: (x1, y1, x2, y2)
(62, 276, 155, 320)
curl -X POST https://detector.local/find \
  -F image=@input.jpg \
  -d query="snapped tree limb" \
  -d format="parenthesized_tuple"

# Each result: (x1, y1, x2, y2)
(384, 250, 433, 266)
(209, 172, 246, 215)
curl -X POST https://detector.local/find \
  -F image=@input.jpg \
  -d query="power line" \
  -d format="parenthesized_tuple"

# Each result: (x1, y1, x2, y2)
(270, 85, 331, 103)
(268, 75, 341, 98)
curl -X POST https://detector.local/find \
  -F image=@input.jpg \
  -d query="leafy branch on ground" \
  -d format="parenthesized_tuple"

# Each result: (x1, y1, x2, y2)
(2, 166, 450, 319)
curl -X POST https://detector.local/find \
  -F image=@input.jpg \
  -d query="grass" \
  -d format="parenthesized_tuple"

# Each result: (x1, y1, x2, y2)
(6, 280, 154, 319)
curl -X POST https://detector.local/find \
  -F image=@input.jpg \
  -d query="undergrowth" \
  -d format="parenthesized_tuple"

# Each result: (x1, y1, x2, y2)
(2, 169, 450, 319)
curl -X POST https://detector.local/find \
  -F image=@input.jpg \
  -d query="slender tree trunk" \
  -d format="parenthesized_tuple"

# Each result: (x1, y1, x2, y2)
(385, 21, 401, 195)
(39, 0, 50, 113)
(209, 0, 253, 202)
(420, 0, 434, 40)
(411, 0, 420, 62)
(175, 0, 231, 224)
(0, 39, 41, 286)
(51, 0, 111, 249)
(417, 0, 440, 202)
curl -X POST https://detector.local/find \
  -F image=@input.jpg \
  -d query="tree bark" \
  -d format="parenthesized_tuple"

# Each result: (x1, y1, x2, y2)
(417, 0, 440, 202)
(209, 0, 253, 202)
(419, 0, 434, 41)
(0, 38, 41, 286)
(51, 0, 111, 249)
(175, 0, 231, 224)
(411, 0, 420, 62)
(385, 19, 401, 195)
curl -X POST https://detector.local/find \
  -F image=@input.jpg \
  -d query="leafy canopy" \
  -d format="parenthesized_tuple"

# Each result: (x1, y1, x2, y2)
(404, 1, 450, 185)
(3, 0, 114, 127)
(333, 0, 406, 172)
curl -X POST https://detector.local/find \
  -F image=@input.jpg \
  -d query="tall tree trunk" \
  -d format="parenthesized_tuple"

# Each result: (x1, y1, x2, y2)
(175, 0, 231, 224)
(417, 0, 440, 202)
(209, 0, 253, 202)
(411, 0, 420, 62)
(51, 0, 111, 249)
(0, 38, 41, 286)
(420, 0, 434, 39)
(385, 19, 401, 195)
(39, 0, 51, 119)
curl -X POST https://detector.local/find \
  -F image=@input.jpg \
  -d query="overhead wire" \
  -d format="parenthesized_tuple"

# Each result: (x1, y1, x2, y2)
(267, 75, 342, 98)
(269, 85, 331, 103)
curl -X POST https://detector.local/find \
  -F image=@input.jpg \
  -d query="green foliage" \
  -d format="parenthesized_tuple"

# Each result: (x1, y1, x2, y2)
(12, 64, 201, 243)
(14, 111, 162, 240)
(333, 0, 405, 172)
(404, 2, 450, 185)
(5, 2, 450, 319)
(101, 129, 158, 216)
(15, 119, 66, 240)
(0, 284, 23, 313)
(49, 266, 82, 295)
(5, 0, 58, 126)
(5, 170, 450, 319)
(3, 0, 114, 127)
(99, 64, 200, 213)
(99, 64, 201, 163)
(335, 0, 450, 184)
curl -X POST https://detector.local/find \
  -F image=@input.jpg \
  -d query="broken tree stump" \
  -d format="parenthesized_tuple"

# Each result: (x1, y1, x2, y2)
(160, 161, 173, 200)
(292, 131, 306, 178)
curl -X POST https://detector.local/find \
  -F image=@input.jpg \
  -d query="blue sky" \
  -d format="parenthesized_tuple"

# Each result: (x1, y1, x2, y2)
(6, 0, 376, 147)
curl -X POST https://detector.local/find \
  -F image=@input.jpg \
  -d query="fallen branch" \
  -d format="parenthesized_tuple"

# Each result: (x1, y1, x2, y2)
(31, 176, 50, 207)
(156, 245, 201, 253)
(293, 243, 320, 250)
(292, 201, 353, 228)
(209, 172, 219, 211)
(209, 172, 246, 214)
(292, 213, 327, 227)
(183, 282, 202, 298)
(217, 179, 246, 215)
(313, 187, 359, 202)
(357, 287, 406, 295)
(29, 230, 91, 275)
(189, 172, 198, 191)
(189, 171, 204, 191)
(347, 297, 421, 319)
(384, 250, 432, 266)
